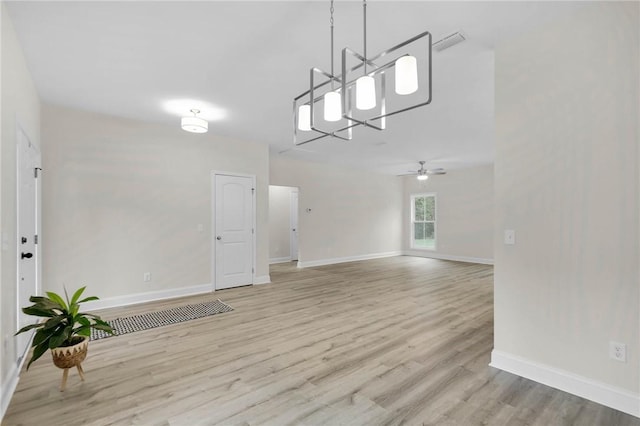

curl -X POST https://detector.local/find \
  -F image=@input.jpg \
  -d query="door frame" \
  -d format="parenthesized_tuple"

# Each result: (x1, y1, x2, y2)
(289, 188, 299, 261)
(15, 124, 41, 361)
(210, 171, 257, 291)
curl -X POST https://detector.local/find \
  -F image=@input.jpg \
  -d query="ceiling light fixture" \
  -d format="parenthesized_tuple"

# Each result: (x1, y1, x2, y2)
(294, 1, 355, 145)
(293, 0, 433, 147)
(341, 0, 431, 132)
(354, 0, 376, 111)
(181, 109, 208, 133)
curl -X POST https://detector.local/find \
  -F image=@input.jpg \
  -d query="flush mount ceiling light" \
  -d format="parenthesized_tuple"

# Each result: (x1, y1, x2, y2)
(181, 109, 208, 133)
(293, 0, 432, 147)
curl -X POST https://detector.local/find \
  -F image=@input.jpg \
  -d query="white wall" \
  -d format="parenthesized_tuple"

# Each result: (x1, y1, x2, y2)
(41, 104, 270, 305)
(270, 156, 402, 267)
(493, 2, 639, 416)
(0, 3, 41, 417)
(403, 165, 493, 263)
(268, 185, 295, 263)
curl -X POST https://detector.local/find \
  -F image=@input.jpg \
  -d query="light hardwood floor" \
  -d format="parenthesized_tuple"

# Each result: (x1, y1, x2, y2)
(4, 256, 639, 426)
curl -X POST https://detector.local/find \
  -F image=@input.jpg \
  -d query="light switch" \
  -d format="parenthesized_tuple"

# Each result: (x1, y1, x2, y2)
(504, 230, 516, 245)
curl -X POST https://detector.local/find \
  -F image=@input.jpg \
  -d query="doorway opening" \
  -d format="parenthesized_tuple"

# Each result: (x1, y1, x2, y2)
(268, 185, 299, 266)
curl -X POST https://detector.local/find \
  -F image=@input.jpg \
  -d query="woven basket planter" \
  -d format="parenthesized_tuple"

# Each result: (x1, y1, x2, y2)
(51, 336, 88, 369)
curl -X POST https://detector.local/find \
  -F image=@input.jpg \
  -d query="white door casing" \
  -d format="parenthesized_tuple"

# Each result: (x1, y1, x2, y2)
(213, 173, 255, 290)
(290, 190, 299, 261)
(16, 127, 41, 361)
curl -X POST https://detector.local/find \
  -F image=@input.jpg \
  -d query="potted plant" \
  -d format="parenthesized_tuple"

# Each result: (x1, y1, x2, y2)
(15, 286, 114, 390)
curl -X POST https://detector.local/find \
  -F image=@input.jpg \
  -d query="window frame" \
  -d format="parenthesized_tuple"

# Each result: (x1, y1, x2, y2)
(410, 193, 437, 251)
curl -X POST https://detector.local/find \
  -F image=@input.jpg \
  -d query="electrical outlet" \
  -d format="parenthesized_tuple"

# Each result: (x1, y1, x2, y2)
(609, 341, 627, 362)
(143, 272, 151, 282)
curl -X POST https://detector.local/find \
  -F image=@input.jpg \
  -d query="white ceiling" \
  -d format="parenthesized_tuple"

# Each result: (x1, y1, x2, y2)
(6, 1, 588, 175)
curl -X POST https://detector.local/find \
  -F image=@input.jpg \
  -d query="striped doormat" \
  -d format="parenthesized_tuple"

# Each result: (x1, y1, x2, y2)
(90, 299, 233, 341)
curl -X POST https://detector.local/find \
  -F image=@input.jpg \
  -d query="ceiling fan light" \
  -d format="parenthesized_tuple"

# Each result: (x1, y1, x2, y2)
(181, 115, 208, 133)
(324, 91, 342, 122)
(298, 104, 311, 131)
(417, 174, 429, 181)
(356, 75, 376, 110)
(395, 55, 418, 95)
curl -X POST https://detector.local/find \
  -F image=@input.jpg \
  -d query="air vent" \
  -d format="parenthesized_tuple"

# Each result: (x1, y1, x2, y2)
(433, 31, 466, 52)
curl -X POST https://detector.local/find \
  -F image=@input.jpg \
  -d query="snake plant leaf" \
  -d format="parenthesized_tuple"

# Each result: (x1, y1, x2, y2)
(46, 292, 68, 311)
(14, 322, 43, 335)
(42, 316, 64, 330)
(63, 286, 70, 304)
(33, 329, 50, 346)
(27, 341, 50, 370)
(69, 286, 86, 306)
(75, 327, 91, 337)
(69, 303, 79, 317)
(28, 296, 63, 311)
(48, 325, 73, 348)
(22, 306, 55, 317)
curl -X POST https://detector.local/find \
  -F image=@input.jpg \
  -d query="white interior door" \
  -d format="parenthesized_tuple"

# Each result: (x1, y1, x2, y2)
(290, 190, 299, 261)
(214, 174, 254, 290)
(16, 128, 40, 360)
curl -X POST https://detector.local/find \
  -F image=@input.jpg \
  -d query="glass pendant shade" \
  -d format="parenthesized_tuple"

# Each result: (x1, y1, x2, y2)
(298, 104, 311, 131)
(356, 75, 376, 110)
(417, 174, 428, 181)
(181, 116, 208, 133)
(395, 55, 419, 95)
(324, 91, 342, 122)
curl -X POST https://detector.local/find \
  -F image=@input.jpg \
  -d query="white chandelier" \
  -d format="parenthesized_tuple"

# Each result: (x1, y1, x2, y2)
(293, 0, 432, 146)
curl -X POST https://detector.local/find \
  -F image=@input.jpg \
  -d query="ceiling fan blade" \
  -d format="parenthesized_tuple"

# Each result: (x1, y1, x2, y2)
(397, 172, 418, 176)
(426, 168, 446, 175)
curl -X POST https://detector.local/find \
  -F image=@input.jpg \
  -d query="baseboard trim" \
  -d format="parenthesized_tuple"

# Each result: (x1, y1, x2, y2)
(403, 250, 494, 265)
(83, 284, 213, 311)
(297, 251, 402, 268)
(1, 363, 20, 421)
(269, 257, 292, 264)
(254, 275, 271, 285)
(490, 350, 640, 418)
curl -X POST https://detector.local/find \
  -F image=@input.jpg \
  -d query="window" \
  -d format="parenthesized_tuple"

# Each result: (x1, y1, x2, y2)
(411, 193, 436, 250)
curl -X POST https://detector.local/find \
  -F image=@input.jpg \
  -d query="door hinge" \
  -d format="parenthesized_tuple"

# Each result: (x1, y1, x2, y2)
(252, 188, 255, 194)
(34, 235, 38, 244)
(252, 228, 254, 234)
(34, 167, 42, 178)
(252, 268, 254, 273)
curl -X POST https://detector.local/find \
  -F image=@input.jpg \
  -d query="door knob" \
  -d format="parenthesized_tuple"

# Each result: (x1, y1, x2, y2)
(21, 237, 27, 244)
(216, 236, 222, 241)
(21, 252, 33, 259)
(292, 228, 296, 232)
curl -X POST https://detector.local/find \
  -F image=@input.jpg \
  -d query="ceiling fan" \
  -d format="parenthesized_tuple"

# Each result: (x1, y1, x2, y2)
(399, 161, 446, 181)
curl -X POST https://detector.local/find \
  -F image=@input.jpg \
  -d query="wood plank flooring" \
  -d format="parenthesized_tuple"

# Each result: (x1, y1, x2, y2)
(4, 256, 639, 425)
